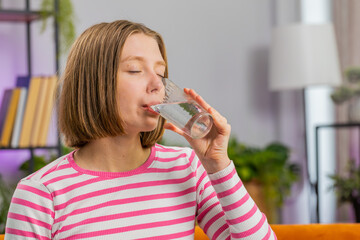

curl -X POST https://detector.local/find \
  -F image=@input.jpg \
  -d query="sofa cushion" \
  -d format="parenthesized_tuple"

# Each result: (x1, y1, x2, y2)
(272, 224, 360, 240)
(195, 224, 360, 240)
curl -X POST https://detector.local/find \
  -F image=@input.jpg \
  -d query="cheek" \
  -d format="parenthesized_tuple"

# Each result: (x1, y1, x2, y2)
(116, 82, 141, 110)
(160, 87, 166, 98)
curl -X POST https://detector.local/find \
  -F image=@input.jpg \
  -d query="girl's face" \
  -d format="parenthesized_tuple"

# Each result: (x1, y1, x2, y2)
(117, 33, 166, 135)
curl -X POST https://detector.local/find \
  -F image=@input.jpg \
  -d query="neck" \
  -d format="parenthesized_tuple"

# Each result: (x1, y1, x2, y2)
(74, 134, 151, 172)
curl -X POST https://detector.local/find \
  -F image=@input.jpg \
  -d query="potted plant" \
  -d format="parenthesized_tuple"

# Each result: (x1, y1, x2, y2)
(0, 145, 73, 233)
(331, 66, 360, 121)
(0, 176, 16, 234)
(20, 145, 73, 173)
(329, 159, 360, 222)
(40, 0, 76, 54)
(227, 137, 300, 223)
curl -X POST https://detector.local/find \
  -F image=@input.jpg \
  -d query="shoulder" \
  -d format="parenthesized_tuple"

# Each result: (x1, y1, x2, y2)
(154, 143, 193, 156)
(22, 151, 74, 184)
(154, 143, 199, 168)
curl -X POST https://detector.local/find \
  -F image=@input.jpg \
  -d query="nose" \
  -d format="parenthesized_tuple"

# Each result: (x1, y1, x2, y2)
(147, 73, 164, 94)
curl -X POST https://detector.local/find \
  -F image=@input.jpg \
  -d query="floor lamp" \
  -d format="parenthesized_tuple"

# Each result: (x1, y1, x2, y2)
(269, 23, 342, 223)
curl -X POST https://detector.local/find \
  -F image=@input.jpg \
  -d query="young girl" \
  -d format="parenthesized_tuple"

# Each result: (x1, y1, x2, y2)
(5, 20, 276, 239)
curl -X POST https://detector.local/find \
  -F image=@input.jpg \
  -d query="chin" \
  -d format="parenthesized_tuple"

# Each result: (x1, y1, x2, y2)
(142, 121, 159, 132)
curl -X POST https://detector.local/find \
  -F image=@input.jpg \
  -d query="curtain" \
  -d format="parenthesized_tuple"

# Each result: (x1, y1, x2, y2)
(333, 0, 360, 222)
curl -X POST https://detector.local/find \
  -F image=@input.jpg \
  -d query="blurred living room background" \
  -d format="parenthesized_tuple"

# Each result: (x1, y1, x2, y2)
(0, 0, 359, 230)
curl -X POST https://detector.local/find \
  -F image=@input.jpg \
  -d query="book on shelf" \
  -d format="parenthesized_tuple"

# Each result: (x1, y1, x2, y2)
(1, 88, 21, 147)
(0, 89, 13, 139)
(16, 76, 31, 88)
(0, 75, 59, 149)
(18, 76, 42, 148)
(10, 76, 31, 147)
(37, 75, 58, 146)
(30, 76, 49, 146)
(11, 88, 27, 148)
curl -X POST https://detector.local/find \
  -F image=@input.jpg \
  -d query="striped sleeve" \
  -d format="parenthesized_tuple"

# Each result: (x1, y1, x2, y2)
(5, 179, 54, 240)
(195, 157, 277, 240)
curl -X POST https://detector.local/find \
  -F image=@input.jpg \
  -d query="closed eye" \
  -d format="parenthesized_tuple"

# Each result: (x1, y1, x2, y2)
(129, 71, 141, 74)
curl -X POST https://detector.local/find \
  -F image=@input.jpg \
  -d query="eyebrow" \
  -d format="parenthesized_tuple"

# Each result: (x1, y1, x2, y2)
(121, 56, 166, 67)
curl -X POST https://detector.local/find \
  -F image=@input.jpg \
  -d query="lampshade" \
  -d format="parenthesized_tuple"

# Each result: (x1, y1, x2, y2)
(269, 23, 342, 91)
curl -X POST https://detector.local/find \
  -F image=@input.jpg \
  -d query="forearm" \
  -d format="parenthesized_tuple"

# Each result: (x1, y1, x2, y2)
(198, 161, 276, 239)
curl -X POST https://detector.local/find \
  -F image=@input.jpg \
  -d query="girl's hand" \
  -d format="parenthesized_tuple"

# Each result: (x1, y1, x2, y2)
(164, 88, 231, 174)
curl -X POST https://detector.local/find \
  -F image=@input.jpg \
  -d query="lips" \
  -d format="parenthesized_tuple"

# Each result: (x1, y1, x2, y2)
(146, 107, 159, 115)
(142, 102, 161, 115)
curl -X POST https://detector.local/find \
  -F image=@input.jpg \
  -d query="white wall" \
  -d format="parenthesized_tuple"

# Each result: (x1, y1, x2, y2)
(1, 0, 313, 223)
(0, 1, 280, 148)
(301, 0, 337, 224)
(61, 0, 278, 147)
(272, 0, 311, 224)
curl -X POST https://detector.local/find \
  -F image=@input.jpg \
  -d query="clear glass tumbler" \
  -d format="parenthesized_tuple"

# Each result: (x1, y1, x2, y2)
(151, 78, 213, 139)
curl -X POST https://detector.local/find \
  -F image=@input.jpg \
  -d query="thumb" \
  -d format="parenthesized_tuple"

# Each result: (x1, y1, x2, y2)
(164, 122, 184, 136)
(164, 122, 193, 142)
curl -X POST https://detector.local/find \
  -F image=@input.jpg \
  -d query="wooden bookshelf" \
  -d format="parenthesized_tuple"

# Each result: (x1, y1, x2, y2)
(0, 0, 61, 172)
(0, 10, 45, 22)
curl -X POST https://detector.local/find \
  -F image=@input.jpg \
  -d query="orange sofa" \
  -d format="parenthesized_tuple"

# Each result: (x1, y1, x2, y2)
(195, 224, 360, 240)
(2, 224, 360, 239)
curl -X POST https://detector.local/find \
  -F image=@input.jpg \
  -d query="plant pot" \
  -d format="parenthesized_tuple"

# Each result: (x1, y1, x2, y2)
(352, 199, 360, 222)
(244, 180, 278, 223)
(348, 97, 360, 122)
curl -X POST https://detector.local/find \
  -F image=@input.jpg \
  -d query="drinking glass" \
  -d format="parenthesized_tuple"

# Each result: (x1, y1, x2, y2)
(151, 78, 213, 139)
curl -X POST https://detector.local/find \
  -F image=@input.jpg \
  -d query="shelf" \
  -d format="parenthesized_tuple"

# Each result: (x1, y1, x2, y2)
(0, 10, 50, 22)
(0, 1, 62, 172)
(0, 146, 59, 150)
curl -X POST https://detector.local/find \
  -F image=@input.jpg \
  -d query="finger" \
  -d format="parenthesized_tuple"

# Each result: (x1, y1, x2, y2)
(164, 122, 194, 142)
(208, 107, 231, 133)
(164, 122, 185, 136)
(184, 88, 229, 135)
(194, 99, 230, 136)
(184, 88, 226, 124)
(184, 88, 212, 113)
(183, 88, 232, 138)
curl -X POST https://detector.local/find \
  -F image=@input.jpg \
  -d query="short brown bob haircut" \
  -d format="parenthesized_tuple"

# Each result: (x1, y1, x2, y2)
(58, 20, 167, 149)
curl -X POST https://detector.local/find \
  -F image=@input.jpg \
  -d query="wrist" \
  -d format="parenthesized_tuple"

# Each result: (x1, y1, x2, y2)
(202, 158, 231, 174)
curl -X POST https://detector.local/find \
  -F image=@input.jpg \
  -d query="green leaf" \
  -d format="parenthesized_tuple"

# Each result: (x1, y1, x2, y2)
(345, 67, 360, 83)
(331, 86, 355, 104)
(40, 0, 76, 54)
(227, 136, 300, 208)
(329, 159, 360, 203)
(237, 167, 255, 182)
(0, 176, 16, 233)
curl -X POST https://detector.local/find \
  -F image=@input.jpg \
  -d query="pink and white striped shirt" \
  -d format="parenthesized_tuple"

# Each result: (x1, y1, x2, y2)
(5, 144, 276, 239)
